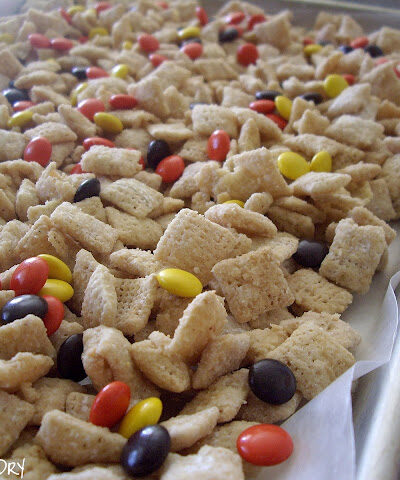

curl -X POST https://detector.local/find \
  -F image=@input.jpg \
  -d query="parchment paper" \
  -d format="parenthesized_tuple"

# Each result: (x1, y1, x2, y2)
(255, 225, 400, 480)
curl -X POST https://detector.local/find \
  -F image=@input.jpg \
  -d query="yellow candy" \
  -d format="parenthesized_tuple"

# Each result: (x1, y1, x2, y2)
(310, 150, 332, 172)
(67, 5, 85, 15)
(75, 82, 88, 94)
(119, 398, 163, 439)
(8, 110, 33, 128)
(39, 279, 74, 303)
(85, 8, 97, 16)
(0, 33, 14, 44)
(223, 200, 245, 207)
(70, 90, 78, 106)
(89, 27, 109, 39)
(275, 95, 292, 121)
(277, 151, 310, 180)
(156, 268, 203, 298)
(178, 26, 201, 40)
(38, 254, 72, 284)
(122, 40, 133, 50)
(111, 64, 129, 79)
(324, 74, 348, 98)
(93, 112, 123, 134)
(303, 44, 323, 56)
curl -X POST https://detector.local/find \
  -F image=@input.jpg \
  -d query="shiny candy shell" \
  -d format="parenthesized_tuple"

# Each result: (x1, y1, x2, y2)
(292, 239, 329, 269)
(303, 43, 323, 55)
(249, 99, 274, 114)
(42, 295, 64, 336)
(275, 95, 292, 121)
(155, 155, 185, 183)
(28, 33, 51, 49)
(277, 151, 310, 180)
(147, 139, 171, 169)
(1, 295, 48, 324)
(249, 359, 296, 404)
(90, 381, 131, 428)
(38, 254, 72, 283)
(266, 113, 287, 130)
(156, 268, 202, 298)
(237, 424, 293, 466)
(195, 6, 208, 26)
(111, 64, 129, 79)
(178, 25, 201, 40)
(247, 14, 266, 31)
(89, 27, 108, 39)
(223, 199, 244, 207)
(237, 43, 259, 66)
(138, 34, 159, 53)
(86, 66, 109, 79)
(324, 74, 349, 98)
(93, 112, 123, 134)
(10, 257, 49, 296)
(8, 110, 33, 128)
(24, 137, 52, 167)
(13, 101, 36, 112)
(39, 279, 74, 303)
(119, 397, 163, 438)
(109, 94, 137, 110)
(57, 333, 86, 381)
(121, 425, 170, 477)
(83, 136, 115, 150)
(50, 37, 74, 51)
(74, 178, 101, 203)
(77, 98, 105, 122)
(207, 129, 230, 162)
(149, 53, 167, 67)
(310, 150, 332, 172)
(181, 42, 203, 60)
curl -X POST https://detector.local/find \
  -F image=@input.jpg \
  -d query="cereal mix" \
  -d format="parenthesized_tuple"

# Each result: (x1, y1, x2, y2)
(0, 0, 399, 477)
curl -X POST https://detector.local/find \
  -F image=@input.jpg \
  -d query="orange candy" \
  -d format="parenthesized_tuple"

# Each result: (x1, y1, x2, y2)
(138, 34, 159, 53)
(237, 43, 259, 66)
(149, 53, 168, 67)
(196, 6, 208, 26)
(181, 42, 203, 60)
(249, 99, 275, 114)
(90, 381, 131, 428)
(155, 155, 185, 182)
(24, 137, 52, 167)
(77, 98, 105, 121)
(86, 66, 109, 79)
(207, 130, 230, 162)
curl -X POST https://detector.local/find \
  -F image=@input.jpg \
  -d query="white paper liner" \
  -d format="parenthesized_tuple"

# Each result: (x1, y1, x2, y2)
(255, 228, 400, 480)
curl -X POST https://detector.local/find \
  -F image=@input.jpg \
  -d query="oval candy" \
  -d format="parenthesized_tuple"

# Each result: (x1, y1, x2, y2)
(42, 295, 64, 336)
(10, 257, 49, 296)
(310, 150, 332, 172)
(3, 88, 29, 105)
(249, 359, 296, 404)
(95, 2, 112, 14)
(24, 137, 52, 167)
(93, 112, 123, 134)
(207, 129, 230, 162)
(8, 110, 33, 128)
(38, 254, 72, 283)
(247, 14, 266, 31)
(57, 334, 86, 382)
(50, 37, 74, 51)
(178, 26, 201, 40)
(71, 66, 87, 80)
(350, 36, 369, 49)
(275, 95, 292, 121)
(90, 381, 131, 428)
(156, 268, 202, 298)
(364, 44, 383, 58)
(300, 92, 324, 104)
(86, 66, 109, 79)
(324, 74, 349, 98)
(303, 43, 323, 55)
(138, 34, 159, 53)
(89, 27, 108, 39)
(237, 43, 259, 66)
(123, 40, 133, 50)
(155, 155, 185, 183)
(266, 113, 287, 130)
(83, 137, 115, 150)
(181, 42, 203, 60)
(195, 6, 208, 26)
(13, 101, 36, 112)
(1, 294, 48, 324)
(74, 178, 101, 203)
(119, 397, 163, 438)
(237, 424, 293, 466)
(292, 239, 329, 269)
(28, 33, 51, 49)
(249, 99, 275, 114)
(109, 94, 137, 110)
(77, 98, 105, 122)
(277, 151, 310, 180)
(121, 425, 170, 477)
(255, 90, 281, 101)
(149, 53, 167, 67)
(147, 140, 171, 169)
(219, 27, 239, 43)
(111, 64, 129, 79)
(39, 279, 74, 303)
(223, 199, 244, 207)
(226, 11, 245, 25)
